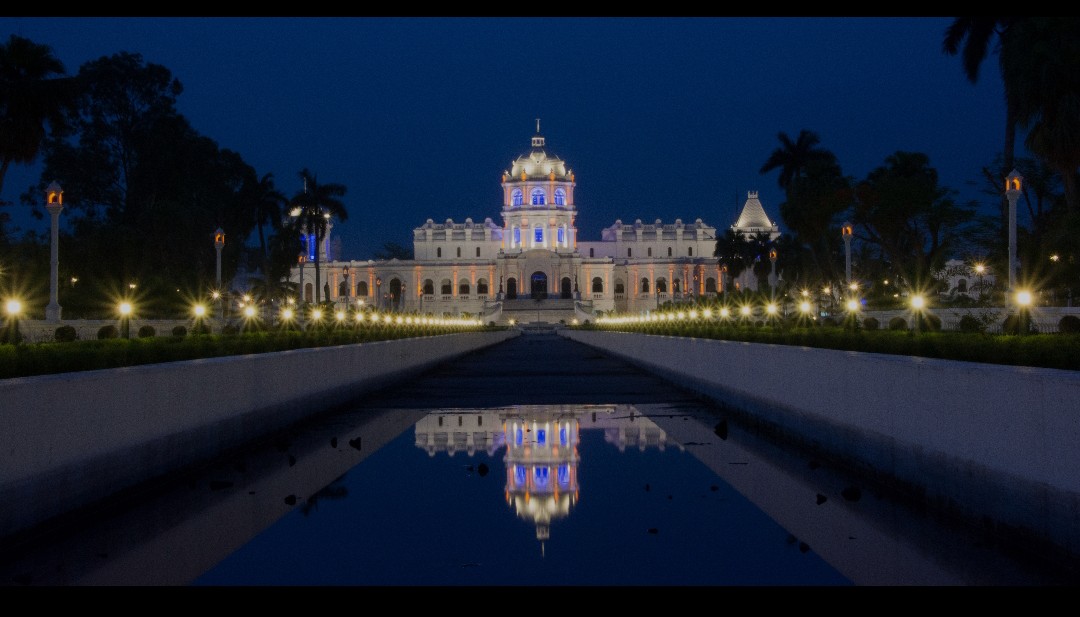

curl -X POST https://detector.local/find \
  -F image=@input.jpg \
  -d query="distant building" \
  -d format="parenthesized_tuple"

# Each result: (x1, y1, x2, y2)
(290, 126, 778, 323)
(934, 259, 996, 301)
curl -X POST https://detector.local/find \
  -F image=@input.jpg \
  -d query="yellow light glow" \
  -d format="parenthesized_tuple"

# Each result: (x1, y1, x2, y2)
(702, 309, 712, 318)
(282, 308, 294, 320)
(689, 310, 698, 319)
(720, 308, 730, 318)
(244, 306, 256, 318)
(911, 295, 925, 310)
(846, 299, 859, 312)
(193, 304, 206, 317)
(800, 301, 811, 313)
(1016, 290, 1032, 306)
(801, 289, 809, 297)
(335, 311, 346, 321)
(212, 291, 221, 300)
(740, 306, 751, 316)
(312, 309, 323, 321)
(119, 302, 133, 316)
(509, 319, 516, 325)
(355, 313, 364, 322)
(243, 295, 251, 303)
(383, 315, 392, 323)
(395, 316, 403, 324)
(974, 264, 985, 274)
(5, 299, 21, 316)
(849, 282, 858, 291)
(766, 303, 777, 315)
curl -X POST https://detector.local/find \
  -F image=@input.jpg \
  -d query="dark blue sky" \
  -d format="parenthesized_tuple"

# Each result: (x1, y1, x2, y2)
(3, 17, 1011, 260)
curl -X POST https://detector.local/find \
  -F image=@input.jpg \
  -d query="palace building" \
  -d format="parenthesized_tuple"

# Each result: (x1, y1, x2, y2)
(290, 126, 777, 325)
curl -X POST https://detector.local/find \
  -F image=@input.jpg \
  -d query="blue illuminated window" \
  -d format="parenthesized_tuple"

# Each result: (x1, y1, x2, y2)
(557, 227, 565, 243)
(516, 427, 523, 446)
(515, 465, 526, 486)
(559, 427, 567, 446)
(554, 188, 566, 206)
(534, 466, 550, 488)
(558, 463, 570, 487)
(512, 189, 523, 206)
(537, 429, 546, 445)
(513, 228, 520, 245)
(531, 188, 545, 205)
(534, 227, 543, 243)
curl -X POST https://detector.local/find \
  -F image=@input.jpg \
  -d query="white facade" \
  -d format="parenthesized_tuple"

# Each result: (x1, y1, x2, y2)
(291, 128, 777, 323)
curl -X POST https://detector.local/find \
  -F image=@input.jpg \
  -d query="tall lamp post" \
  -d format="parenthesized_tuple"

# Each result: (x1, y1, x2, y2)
(1005, 170, 1022, 295)
(342, 265, 350, 311)
(45, 181, 64, 322)
(214, 228, 225, 319)
(375, 276, 382, 311)
(841, 221, 853, 289)
(768, 248, 778, 291)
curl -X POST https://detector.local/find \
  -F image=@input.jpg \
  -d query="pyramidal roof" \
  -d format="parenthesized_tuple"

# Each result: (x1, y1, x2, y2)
(733, 191, 775, 230)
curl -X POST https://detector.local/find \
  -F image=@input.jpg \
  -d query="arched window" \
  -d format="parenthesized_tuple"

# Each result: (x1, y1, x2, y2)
(436, 247, 442, 258)
(592, 277, 603, 293)
(513, 227, 521, 246)
(614, 279, 625, 294)
(558, 226, 565, 244)
(338, 281, 349, 296)
(554, 188, 566, 206)
(688, 246, 693, 256)
(534, 226, 543, 244)
(304, 282, 313, 303)
(440, 279, 452, 295)
(957, 278, 968, 293)
(531, 188, 546, 205)
(477, 279, 489, 294)
(672, 279, 680, 294)
(705, 277, 717, 293)
(511, 189, 523, 206)
(656, 278, 667, 293)
(641, 278, 650, 293)
(667, 247, 672, 256)
(422, 279, 434, 295)
(357, 281, 369, 296)
(459, 279, 470, 295)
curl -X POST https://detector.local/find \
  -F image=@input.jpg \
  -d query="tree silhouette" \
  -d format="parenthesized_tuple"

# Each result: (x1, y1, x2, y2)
(290, 168, 347, 304)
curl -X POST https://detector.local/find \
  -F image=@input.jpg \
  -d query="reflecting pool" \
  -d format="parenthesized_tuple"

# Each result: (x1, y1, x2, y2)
(4, 400, 1069, 586)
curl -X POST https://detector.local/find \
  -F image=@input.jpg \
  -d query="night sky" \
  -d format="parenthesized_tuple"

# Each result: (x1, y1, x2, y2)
(3, 17, 1010, 261)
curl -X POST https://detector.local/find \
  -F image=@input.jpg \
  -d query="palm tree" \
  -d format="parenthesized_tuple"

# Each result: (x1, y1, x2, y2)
(942, 18, 1024, 239)
(1000, 17, 1080, 214)
(240, 172, 287, 282)
(0, 35, 76, 198)
(759, 130, 834, 199)
(290, 168, 347, 304)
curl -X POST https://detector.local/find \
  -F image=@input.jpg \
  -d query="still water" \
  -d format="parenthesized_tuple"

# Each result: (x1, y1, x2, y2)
(1, 333, 1072, 586)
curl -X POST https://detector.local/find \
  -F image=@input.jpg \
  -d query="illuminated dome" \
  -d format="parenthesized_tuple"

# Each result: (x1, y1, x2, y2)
(733, 191, 775, 230)
(506, 124, 572, 181)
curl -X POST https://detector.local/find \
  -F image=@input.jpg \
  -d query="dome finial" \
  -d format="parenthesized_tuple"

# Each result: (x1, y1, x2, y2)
(536, 118, 540, 133)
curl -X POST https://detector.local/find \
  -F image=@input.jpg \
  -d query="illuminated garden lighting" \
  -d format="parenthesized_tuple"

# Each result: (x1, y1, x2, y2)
(282, 308, 294, 320)
(800, 289, 809, 298)
(571, 318, 579, 325)
(822, 286, 831, 295)
(118, 302, 133, 316)
(243, 305, 256, 318)
(335, 310, 346, 322)
(1050, 254, 1060, 262)
(395, 316, 403, 324)
(355, 312, 364, 322)
(1016, 290, 1032, 307)
(193, 304, 207, 317)
(766, 303, 778, 315)
(509, 319, 516, 326)
(287, 297, 295, 305)
(370, 312, 379, 322)
(702, 309, 712, 318)
(719, 308, 730, 318)
(740, 306, 751, 317)
(800, 301, 811, 313)
(676, 311, 686, 320)
(311, 309, 323, 321)
(911, 295, 925, 310)
(849, 282, 858, 291)
(243, 294, 251, 303)
(212, 291, 221, 300)
(5, 299, 22, 316)
(406, 316, 413, 324)
(665, 313, 675, 321)
(383, 315, 392, 323)
(846, 299, 859, 312)
(689, 310, 698, 319)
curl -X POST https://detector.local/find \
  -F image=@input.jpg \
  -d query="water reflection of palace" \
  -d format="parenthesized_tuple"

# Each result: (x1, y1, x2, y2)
(414, 405, 679, 544)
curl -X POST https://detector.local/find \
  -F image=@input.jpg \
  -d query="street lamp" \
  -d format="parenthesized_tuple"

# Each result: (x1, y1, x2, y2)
(214, 228, 225, 319)
(841, 222, 853, 288)
(911, 294, 926, 334)
(45, 181, 64, 321)
(118, 301, 133, 339)
(342, 265, 350, 311)
(1005, 170, 1022, 295)
(375, 277, 382, 311)
(1016, 289, 1033, 335)
(769, 248, 778, 291)
(4, 298, 23, 344)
